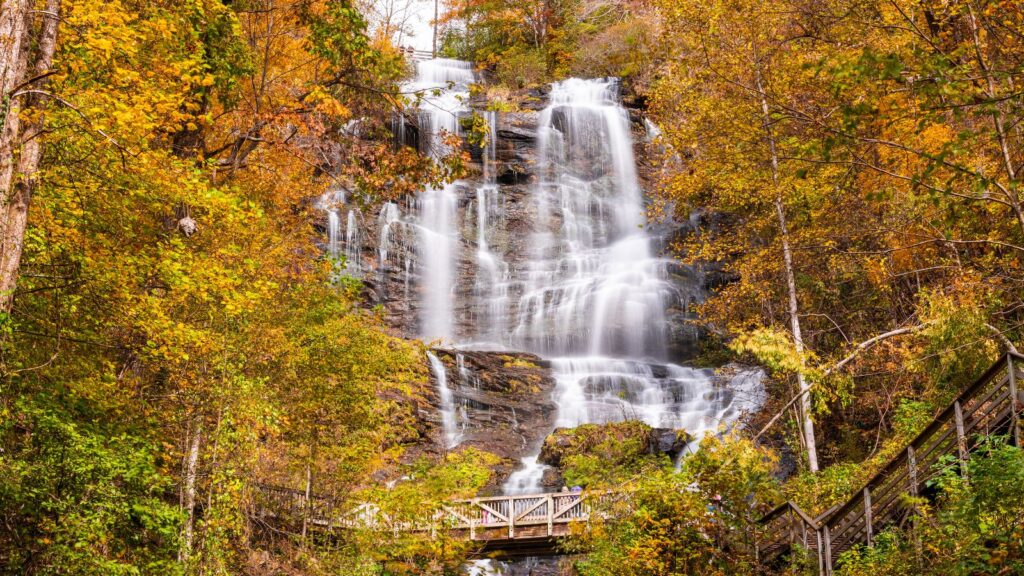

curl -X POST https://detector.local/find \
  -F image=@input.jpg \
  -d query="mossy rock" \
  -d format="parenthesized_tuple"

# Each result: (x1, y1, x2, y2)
(538, 421, 692, 467)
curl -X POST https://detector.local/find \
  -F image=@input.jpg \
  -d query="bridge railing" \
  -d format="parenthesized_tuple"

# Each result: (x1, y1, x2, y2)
(439, 492, 601, 538)
(253, 485, 604, 540)
(759, 352, 1023, 574)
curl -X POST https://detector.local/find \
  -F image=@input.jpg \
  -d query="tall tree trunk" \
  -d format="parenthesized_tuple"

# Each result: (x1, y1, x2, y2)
(964, 3, 1024, 237)
(432, 0, 439, 58)
(180, 417, 202, 565)
(754, 62, 819, 472)
(0, 0, 60, 313)
(0, 1, 32, 307)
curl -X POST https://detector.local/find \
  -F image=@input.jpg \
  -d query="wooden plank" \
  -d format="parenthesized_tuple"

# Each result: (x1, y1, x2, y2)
(477, 501, 509, 523)
(513, 497, 548, 522)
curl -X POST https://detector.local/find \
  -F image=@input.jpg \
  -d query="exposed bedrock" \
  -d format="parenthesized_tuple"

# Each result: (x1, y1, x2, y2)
(419, 350, 558, 491)
(338, 106, 710, 362)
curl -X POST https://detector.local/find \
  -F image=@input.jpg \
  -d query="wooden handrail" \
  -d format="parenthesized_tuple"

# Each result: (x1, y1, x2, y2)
(253, 487, 604, 541)
(758, 352, 1024, 574)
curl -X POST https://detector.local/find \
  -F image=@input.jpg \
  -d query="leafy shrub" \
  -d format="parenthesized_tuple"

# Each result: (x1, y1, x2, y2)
(494, 47, 549, 89)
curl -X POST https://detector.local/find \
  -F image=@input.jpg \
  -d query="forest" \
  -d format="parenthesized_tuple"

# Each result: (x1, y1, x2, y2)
(0, 0, 1022, 575)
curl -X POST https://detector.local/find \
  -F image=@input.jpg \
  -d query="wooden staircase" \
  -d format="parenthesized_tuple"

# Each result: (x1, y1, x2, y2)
(757, 352, 1024, 574)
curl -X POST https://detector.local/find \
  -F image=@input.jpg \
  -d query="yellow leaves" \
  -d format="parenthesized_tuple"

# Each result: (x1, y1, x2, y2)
(306, 86, 352, 119)
(731, 327, 811, 376)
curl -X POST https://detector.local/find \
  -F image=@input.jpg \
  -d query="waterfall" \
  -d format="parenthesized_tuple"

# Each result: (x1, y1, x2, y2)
(318, 190, 346, 259)
(498, 78, 761, 493)
(378, 202, 401, 268)
(327, 210, 341, 257)
(388, 68, 762, 497)
(344, 209, 361, 275)
(427, 351, 462, 449)
(406, 59, 475, 342)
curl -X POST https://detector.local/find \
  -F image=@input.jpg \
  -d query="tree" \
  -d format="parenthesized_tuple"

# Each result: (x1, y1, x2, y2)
(0, 0, 61, 313)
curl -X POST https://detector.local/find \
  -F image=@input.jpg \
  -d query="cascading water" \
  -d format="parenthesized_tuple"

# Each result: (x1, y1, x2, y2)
(406, 58, 474, 342)
(344, 209, 361, 275)
(497, 78, 762, 493)
(428, 351, 462, 449)
(330, 63, 762, 499)
(318, 189, 346, 259)
(471, 110, 510, 345)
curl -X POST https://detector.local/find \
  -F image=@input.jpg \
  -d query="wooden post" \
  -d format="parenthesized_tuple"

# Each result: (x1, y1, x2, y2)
(822, 524, 833, 576)
(546, 494, 553, 536)
(788, 507, 796, 547)
(508, 497, 515, 539)
(863, 487, 873, 547)
(954, 400, 969, 481)
(816, 528, 825, 575)
(1008, 354, 1020, 447)
(907, 446, 918, 496)
(907, 446, 923, 566)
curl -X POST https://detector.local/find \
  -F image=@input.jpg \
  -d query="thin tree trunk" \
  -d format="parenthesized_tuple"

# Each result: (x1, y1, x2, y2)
(180, 417, 202, 565)
(0, 0, 60, 312)
(0, 1, 32, 285)
(754, 61, 819, 472)
(432, 0, 438, 58)
(965, 3, 1024, 236)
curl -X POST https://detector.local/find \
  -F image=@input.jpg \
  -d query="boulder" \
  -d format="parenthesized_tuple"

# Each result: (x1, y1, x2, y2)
(538, 421, 693, 468)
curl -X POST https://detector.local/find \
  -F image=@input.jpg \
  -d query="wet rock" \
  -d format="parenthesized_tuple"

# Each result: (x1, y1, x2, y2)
(494, 116, 538, 184)
(537, 421, 692, 468)
(427, 350, 558, 491)
(650, 427, 692, 458)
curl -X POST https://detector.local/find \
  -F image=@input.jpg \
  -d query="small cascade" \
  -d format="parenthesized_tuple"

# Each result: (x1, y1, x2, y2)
(326, 210, 341, 258)
(644, 117, 662, 142)
(317, 190, 346, 259)
(427, 352, 462, 449)
(455, 353, 480, 388)
(344, 209, 361, 275)
(406, 59, 475, 342)
(378, 202, 401, 268)
(502, 456, 549, 495)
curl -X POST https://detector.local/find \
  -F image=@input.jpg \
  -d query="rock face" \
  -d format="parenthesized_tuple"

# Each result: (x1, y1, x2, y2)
(332, 104, 707, 358)
(424, 350, 558, 490)
(494, 112, 539, 184)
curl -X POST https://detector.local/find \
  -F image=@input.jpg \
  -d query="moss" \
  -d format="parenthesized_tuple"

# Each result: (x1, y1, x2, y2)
(499, 355, 539, 369)
(539, 421, 675, 487)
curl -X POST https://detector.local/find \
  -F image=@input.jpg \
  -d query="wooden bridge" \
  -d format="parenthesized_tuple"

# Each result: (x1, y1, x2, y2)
(757, 352, 1023, 574)
(254, 486, 607, 557)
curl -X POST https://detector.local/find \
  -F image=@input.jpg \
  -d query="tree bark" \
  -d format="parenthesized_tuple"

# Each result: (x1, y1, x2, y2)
(432, 0, 438, 58)
(0, 2, 32, 292)
(0, 0, 60, 313)
(180, 418, 202, 565)
(754, 61, 819, 472)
